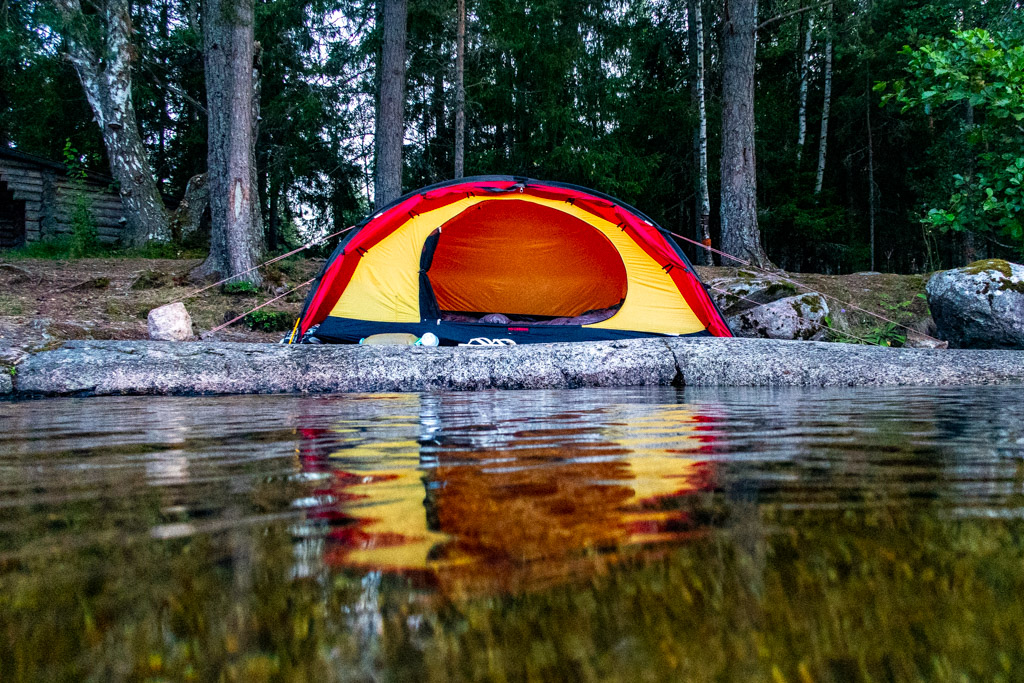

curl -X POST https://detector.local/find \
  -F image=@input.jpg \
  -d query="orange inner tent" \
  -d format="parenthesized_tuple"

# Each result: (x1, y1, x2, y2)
(427, 200, 628, 317)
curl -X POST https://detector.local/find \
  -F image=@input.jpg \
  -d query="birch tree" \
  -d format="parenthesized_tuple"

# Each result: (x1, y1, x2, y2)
(49, 0, 170, 246)
(720, 0, 771, 267)
(688, 0, 711, 265)
(375, 0, 408, 208)
(814, 6, 833, 194)
(192, 0, 263, 284)
(796, 15, 813, 162)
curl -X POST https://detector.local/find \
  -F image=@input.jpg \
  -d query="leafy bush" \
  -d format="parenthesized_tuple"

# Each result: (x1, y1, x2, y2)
(223, 281, 260, 295)
(880, 29, 1024, 254)
(826, 317, 907, 347)
(63, 140, 104, 258)
(243, 310, 293, 332)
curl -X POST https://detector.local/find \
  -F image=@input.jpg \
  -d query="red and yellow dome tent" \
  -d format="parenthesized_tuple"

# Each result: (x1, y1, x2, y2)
(294, 176, 732, 345)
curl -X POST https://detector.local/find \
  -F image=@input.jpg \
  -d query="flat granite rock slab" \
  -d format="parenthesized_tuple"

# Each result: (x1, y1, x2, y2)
(13, 338, 678, 397)
(11, 337, 1024, 397)
(666, 337, 1024, 387)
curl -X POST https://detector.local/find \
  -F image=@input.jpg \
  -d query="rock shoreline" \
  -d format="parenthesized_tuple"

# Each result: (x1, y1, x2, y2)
(4, 337, 1024, 398)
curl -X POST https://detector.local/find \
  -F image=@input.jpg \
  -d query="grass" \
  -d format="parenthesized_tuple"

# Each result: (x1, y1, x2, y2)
(0, 293, 25, 316)
(1, 238, 207, 261)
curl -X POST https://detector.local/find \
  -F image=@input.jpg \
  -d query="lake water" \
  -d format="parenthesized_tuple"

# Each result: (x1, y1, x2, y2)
(2, 387, 1024, 682)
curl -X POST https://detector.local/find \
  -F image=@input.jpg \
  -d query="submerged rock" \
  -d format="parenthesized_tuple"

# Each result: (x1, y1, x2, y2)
(926, 260, 1024, 349)
(147, 303, 193, 342)
(726, 294, 830, 341)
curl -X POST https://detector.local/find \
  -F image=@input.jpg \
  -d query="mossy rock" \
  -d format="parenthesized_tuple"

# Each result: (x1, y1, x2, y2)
(131, 270, 172, 290)
(962, 259, 1013, 278)
(73, 277, 110, 290)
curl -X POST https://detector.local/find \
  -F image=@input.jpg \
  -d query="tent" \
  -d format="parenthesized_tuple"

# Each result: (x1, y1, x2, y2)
(294, 176, 732, 345)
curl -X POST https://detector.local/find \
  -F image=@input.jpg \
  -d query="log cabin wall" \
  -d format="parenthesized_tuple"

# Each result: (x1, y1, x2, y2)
(0, 149, 127, 247)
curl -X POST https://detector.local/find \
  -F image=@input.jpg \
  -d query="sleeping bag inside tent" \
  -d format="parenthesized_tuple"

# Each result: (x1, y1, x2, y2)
(294, 176, 732, 345)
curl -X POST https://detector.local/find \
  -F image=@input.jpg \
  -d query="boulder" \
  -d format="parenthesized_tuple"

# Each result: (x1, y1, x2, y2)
(926, 260, 1024, 349)
(0, 368, 11, 396)
(707, 272, 798, 316)
(147, 303, 193, 342)
(726, 293, 830, 341)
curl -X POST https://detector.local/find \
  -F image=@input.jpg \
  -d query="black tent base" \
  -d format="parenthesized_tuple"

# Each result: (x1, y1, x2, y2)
(310, 316, 712, 345)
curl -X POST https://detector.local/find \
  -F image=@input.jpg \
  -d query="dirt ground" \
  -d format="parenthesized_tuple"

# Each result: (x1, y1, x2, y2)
(0, 257, 324, 365)
(0, 257, 934, 367)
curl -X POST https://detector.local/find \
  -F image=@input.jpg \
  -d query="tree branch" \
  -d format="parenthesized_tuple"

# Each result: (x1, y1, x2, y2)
(143, 63, 208, 115)
(757, 0, 833, 31)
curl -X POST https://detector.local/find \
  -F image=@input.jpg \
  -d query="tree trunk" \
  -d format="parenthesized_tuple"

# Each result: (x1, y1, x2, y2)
(374, 0, 408, 208)
(52, 0, 170, 247)
(268, 181, 279, 253)
(169, 173, 209, 241)
(962, 102, 977, 264)
(796, 15, 813, 162)
(193, 0, 263, 284)
(814, 9, 833, 195)
(720, 0, 770, 268)
(431, 41, 446, 182)
(454, 0, 466, 179)
(866, 75, 876, 272)
(688, 0, 712, 265)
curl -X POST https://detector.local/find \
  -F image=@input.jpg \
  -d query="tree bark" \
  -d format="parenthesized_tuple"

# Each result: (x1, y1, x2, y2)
(866, 74, 876, 271)
(431, 41, 446, 182)
(814, 7, 832, 195)
(454, 0, 466, 179)
(51, 0, 170, 247)
(796, 15, 813, 162)
(374, 0, 408, 208)
(169, 173, 209, 242)
(688, 0, 712, 265)
(720, 0, 771, 267)
(193, 0, 264, 284)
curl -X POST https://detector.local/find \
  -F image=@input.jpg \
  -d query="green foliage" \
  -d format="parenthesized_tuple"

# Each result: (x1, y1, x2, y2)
(881, 29, 1024, 254)
(863, 322, 908, 347)
(827, 317, 908, 347)
(62, 141, 105, 258)
(223, 281, 260, 296)
(243, 309, 293, 332)
(2, 237, 80, 259)
(5, 0, 1020, 273)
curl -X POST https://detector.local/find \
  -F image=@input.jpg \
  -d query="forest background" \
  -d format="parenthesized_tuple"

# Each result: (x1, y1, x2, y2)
(1, 0, 1021, 278)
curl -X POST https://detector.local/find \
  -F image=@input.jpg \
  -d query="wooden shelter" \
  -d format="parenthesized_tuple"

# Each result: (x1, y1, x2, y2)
(0, 148, 127, 248)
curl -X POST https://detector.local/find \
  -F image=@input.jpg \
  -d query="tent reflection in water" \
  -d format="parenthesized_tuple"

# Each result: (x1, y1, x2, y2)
(298, 395, 719, 594)
(295, 177, 732, 345)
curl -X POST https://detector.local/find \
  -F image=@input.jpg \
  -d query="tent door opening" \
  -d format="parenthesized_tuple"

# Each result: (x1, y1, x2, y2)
(421, 199, 627, 325)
